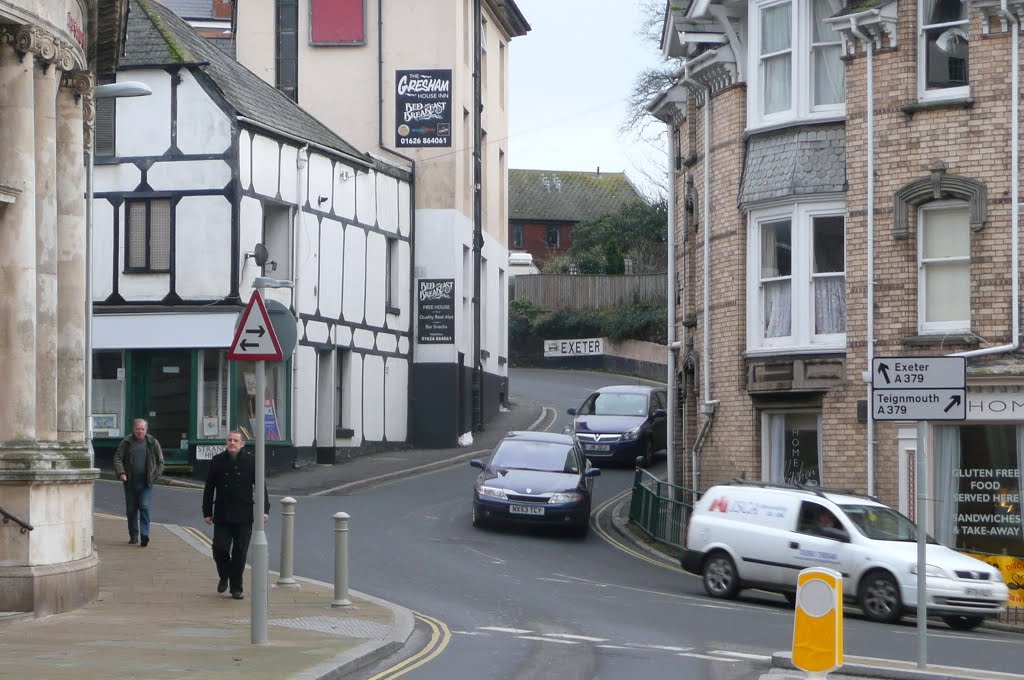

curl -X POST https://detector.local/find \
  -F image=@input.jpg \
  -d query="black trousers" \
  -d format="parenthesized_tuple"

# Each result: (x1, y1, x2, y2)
(212, 522, 253, 592)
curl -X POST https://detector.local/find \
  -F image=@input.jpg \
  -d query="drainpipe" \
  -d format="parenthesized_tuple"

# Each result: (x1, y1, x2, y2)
(666, 121, 678, 491)
(680, 65, 717, 497)
(845, 12, 878, 496)
(293, 145, 308, 450)
(954, 0, 1020, 359)
(378, 0, 418, 442)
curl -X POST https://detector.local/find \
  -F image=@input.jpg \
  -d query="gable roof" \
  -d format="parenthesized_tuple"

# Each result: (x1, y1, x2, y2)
(123, 0, 368, 164)
(509, 169, 644, 223)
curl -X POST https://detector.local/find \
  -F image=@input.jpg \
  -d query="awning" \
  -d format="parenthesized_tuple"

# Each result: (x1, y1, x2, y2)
(93, 312, 238, 350)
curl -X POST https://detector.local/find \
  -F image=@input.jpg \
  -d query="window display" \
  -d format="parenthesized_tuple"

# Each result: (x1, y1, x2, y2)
(235, 361, 288, 442)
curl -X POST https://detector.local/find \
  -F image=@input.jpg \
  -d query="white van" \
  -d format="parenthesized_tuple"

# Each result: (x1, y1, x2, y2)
(681, 482, 1009, 630)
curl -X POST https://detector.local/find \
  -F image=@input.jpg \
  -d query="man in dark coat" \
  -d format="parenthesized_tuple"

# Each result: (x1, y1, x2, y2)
(202, 431, 269, 599)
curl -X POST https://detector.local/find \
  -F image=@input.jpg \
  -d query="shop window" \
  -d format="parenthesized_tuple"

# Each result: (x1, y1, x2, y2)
(276, 0, 299, 100)
(919, 202, 970, 333)
(762, 411, 822, 486)
(197, 350, 229, 440)
(919, 0, 969, 101)
(235, 361, 289, 442)
(934, 424, 1023, 558)
(91, 351, 125, 439)
(310, 0, 365, 45)
(125, 198, 171, 272)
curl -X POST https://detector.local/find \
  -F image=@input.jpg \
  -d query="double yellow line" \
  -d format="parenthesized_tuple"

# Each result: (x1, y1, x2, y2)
(591, 490, 687, 575)
(183, 524, 213, 547)
(367, 611, 451, 679)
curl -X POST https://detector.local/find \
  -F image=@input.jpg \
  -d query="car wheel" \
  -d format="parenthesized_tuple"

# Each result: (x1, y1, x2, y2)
(571, 520, 590, 539)
(471, 504, 487, 529)
(858, 570, 903, 623)
(702, 552, 740, 599)
(942, 615, 984, 631)
(641, 439, 654, 467)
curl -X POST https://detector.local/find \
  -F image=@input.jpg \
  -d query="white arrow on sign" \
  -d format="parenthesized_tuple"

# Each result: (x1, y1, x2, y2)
(227, 291, 283, 361)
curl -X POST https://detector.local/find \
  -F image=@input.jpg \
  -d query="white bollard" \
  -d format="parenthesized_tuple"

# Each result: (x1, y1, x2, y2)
(277, 497, 298, 587)
(331, 512, 351, 607)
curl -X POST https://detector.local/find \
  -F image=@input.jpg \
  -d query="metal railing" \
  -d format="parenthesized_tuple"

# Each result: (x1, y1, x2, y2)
(628, 467, 695, 550)
(0, 505, 33, 533)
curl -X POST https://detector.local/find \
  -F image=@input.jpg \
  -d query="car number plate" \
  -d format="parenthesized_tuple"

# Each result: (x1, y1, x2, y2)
(965, 587, 991, 597)
(510, 505, 544, 516)
(585, 444, 610, 451)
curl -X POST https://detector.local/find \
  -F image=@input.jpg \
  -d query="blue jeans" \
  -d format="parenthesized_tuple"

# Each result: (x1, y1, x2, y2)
(124, 480, 152, 539)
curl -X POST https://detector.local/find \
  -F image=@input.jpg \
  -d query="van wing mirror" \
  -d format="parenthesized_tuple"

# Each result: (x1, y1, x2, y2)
(567, 407, 577, 416)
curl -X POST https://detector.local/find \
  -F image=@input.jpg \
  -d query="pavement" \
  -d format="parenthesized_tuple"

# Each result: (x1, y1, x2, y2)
(3, 397, 1022, 680)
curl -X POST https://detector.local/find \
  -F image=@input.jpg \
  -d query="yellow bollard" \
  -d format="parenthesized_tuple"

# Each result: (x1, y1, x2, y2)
(792, 567, 843, 678)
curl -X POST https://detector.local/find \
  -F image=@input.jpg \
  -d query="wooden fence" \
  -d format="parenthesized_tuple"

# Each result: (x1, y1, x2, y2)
(512, 274, 666, 311)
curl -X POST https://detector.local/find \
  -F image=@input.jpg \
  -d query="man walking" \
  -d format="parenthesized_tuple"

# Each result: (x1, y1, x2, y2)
(113, 418, 165, 546)
(202, 431, 269, 600)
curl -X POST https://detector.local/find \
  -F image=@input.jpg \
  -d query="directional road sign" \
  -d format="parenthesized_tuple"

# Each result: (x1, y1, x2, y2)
(227, 291, 283, 361)
(871, 356, 966, 421)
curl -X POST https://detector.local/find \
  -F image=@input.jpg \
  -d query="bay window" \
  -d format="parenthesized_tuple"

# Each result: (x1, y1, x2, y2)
(748, 202, 846, 351)
(750, 0, 845, 127)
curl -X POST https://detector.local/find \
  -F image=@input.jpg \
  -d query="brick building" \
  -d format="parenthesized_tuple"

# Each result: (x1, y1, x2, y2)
(508, 168, 643, 268)
(651, 0, 1024, 567)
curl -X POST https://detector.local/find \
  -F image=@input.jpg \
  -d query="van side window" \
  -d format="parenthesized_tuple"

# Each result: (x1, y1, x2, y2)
(797, 502, 842, 536)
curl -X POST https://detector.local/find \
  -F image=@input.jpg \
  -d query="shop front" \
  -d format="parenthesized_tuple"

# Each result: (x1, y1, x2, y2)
(92, 312, 292, 474)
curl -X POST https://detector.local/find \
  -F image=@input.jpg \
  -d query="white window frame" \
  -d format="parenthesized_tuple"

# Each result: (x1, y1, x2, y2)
(917, 0, 970, 103)
(748, 0, 846, 130)
(917, 200, 971, 334)
(746, 200, 846, 353)
(761, 410, 824, 485)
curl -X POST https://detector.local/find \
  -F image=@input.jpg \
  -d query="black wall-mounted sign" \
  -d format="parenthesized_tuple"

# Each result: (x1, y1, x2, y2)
(417, 278, 456, 344)
(395, 69, 452, 148)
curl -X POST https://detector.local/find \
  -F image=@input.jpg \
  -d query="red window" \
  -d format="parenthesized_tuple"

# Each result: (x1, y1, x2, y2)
(310, 0, 364, 44)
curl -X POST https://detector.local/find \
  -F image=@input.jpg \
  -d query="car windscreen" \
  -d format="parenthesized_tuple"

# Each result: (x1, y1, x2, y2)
(490, 441, 578, 473)
(840, 504, 936, 543)
(579, 392, 648, 417)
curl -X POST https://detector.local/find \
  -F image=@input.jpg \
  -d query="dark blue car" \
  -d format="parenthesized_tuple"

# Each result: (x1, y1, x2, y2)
(567, 385, 667, 466)
(470, 431, 600, 537)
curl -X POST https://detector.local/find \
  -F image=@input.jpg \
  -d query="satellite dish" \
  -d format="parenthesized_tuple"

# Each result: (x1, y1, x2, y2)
(253, 243, 269, 267)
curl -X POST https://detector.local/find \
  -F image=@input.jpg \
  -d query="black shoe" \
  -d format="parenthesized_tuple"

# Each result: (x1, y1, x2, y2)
(217, 577, 228, 594)
(140, 535, 149, 547)
(128, 536, 138, 544)
(231, 590, 244, 600)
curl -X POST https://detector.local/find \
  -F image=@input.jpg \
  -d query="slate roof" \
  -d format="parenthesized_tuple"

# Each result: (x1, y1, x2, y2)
(833, 0, 897, 17)
(123, 0, 368, 163)
(509, 169, 644, 223)
(738, 125, 847, 208)
(159, 0, 216, 19)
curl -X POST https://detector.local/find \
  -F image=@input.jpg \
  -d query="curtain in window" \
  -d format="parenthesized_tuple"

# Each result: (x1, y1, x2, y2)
(814, 276, 846, 334)
(934, 425, 960, 547)
(812, 0, 844, 105)
(923, 0, 969, 89)
(761, 2, 792, 114)
(761, 223, 791, 337)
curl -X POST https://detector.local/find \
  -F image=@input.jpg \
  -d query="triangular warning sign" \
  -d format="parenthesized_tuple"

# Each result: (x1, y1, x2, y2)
(227, 291, 283, 361)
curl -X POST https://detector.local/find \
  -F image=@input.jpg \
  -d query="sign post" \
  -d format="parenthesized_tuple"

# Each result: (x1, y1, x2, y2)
(227, 285, 288, 645)
(871, 356, 966, 669)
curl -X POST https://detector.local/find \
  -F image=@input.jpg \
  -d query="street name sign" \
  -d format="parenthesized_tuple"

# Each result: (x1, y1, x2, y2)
(227, 291, 283, 361)
(544, 337, 604, 358)
(871, 356, 965, 421)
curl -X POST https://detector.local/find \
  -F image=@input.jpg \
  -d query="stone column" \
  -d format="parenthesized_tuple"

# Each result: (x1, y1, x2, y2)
(0, 40, 38, 443)
(56, 72, 88, 443)
(35, 58, 58, 443)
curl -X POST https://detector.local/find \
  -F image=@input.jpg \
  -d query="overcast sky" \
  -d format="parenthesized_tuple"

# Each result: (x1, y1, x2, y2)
(507, 0, 668, 199)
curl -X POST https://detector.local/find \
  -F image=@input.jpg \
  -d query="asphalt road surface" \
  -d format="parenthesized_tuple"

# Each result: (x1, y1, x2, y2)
(95, 368, 1024, 679)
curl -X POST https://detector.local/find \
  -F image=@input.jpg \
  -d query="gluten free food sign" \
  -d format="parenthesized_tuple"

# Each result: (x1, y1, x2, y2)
(395, 69, 452, 147)
(417, 279, 455, 344)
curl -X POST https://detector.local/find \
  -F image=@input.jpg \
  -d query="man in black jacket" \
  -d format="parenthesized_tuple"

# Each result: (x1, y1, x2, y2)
(202, 431, 270, 600)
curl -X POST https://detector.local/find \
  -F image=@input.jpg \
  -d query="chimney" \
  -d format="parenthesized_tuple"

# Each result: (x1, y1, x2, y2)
(214, 0, 232, 20)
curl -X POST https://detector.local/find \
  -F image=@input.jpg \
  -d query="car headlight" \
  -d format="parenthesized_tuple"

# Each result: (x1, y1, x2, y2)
(478, 486, 507, 499)
(621, 427, 641, 441)
(909, 563, 948, 578)
(549, 492, 583, 504)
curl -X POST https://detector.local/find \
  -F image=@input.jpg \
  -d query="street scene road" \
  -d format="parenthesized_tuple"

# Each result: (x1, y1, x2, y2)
(93, 368, 1024, 679)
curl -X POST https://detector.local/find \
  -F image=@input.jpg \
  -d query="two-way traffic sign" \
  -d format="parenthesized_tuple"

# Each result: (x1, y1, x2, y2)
(871, 357, 965, 421)
(227, 291, 283, 361)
